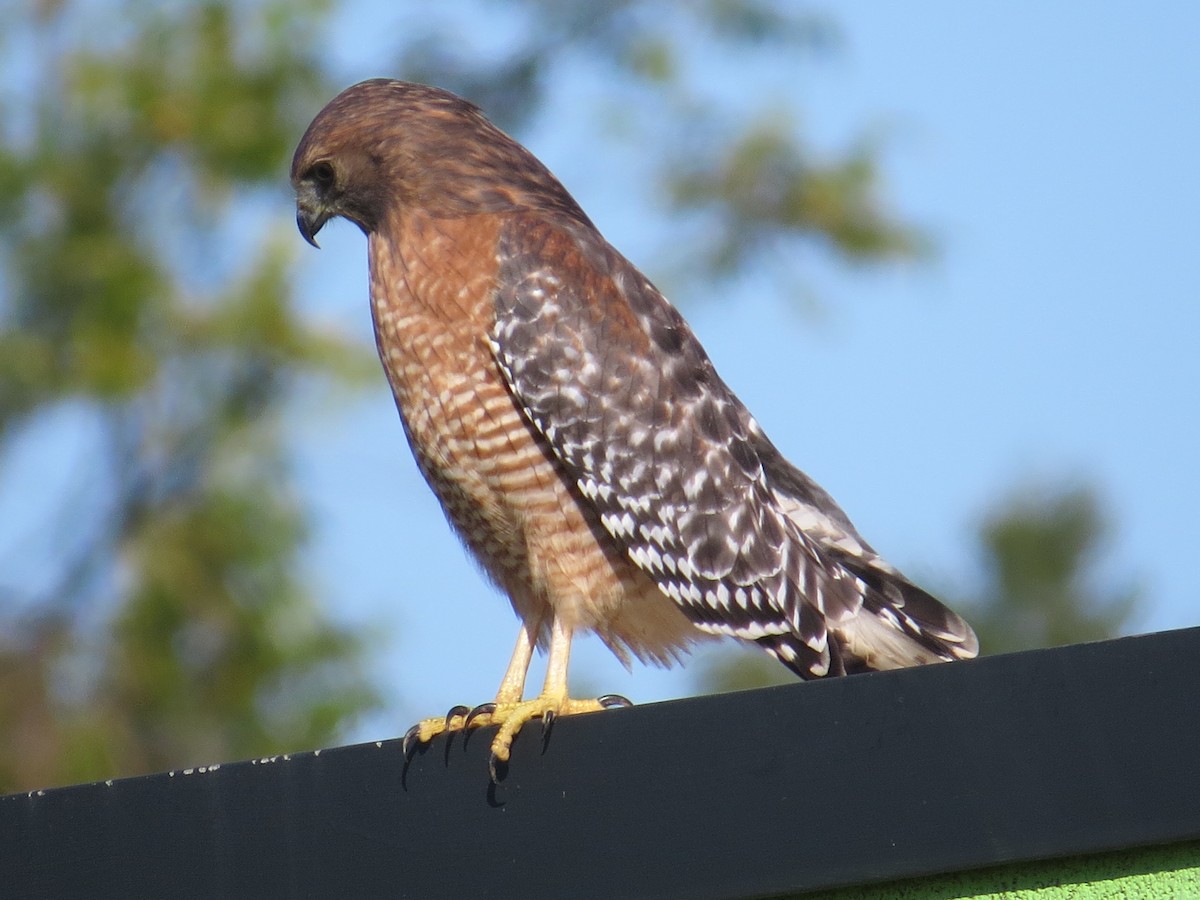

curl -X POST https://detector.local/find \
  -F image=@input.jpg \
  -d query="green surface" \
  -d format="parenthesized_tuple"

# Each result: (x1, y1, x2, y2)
(793, 840, 1200, 900)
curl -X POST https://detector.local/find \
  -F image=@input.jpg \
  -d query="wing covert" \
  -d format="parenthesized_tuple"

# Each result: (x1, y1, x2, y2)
(489, 215, 863, 675)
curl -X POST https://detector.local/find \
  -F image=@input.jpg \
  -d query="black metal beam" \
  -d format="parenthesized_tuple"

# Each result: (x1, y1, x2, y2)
(3, 626, 1199, 899)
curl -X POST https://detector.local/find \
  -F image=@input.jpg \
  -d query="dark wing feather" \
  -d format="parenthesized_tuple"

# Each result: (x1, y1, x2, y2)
(489, 214, 866, 676)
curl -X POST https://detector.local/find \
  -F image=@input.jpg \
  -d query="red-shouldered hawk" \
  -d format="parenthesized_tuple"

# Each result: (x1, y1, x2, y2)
(291, 79, 978, 778)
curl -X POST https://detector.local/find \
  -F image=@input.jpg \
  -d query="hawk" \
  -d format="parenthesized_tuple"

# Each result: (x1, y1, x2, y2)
(292, 79, 977, 777)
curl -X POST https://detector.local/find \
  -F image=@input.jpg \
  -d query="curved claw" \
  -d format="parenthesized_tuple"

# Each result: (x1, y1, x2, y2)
(445, 704, 471, 727)
(488, 751, 505, 784)
(465, 702, 496, 729)
(541, 707, 556, 736)
(402, 723, 422, 757)
(597, 693, 634, 709)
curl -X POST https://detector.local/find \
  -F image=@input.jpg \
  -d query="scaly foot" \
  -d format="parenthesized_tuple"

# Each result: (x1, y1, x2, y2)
(402, 694, 631, 780)
(482, 693, 631, 780)
(401, 704, 474, 754)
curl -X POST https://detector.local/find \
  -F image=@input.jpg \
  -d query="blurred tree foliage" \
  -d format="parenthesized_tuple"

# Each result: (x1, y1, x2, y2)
(0, 0, 1124, 792)
(700, 483, 1143, 694)
(0, 1, 380, 793)
(0, 0, 923, 794)
(400, 0, 923, 285)
(962, 484, 1141, 655)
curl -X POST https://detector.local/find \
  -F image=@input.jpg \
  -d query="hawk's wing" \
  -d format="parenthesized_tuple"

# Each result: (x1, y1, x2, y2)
(489, 214, 870, 677)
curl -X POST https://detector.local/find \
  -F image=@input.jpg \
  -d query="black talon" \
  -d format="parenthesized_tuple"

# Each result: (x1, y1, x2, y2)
(402, 723, 422, 756)
(542, 707, 556, 735)
(488, 752, 506, 784)
(445, 704, 470, 727)
(465, 702, 496, 729)
(598, 694, 633, 708)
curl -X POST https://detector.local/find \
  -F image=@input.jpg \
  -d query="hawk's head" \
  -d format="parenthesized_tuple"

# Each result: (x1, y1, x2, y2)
(292, 78, 589, 247)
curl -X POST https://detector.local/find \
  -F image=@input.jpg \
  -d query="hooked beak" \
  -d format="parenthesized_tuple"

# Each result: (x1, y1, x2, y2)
(296, 198, 330, 248)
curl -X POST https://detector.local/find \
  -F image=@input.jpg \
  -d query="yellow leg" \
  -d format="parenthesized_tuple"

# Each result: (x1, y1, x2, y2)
(405, 615, 541, 748)
(402, 615, 631, 779)
(493, 614, 539, 705)
(480, 617, 633, 778)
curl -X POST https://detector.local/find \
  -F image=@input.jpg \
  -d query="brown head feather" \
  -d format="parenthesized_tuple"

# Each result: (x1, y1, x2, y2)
(291, 79, 591, 240)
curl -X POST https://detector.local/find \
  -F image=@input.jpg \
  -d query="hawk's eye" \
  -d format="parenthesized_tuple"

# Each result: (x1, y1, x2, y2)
(310, 160, 336, 187)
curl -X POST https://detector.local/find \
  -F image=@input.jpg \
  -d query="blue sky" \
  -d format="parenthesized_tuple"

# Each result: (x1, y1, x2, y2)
(289, 3, 1200, 736)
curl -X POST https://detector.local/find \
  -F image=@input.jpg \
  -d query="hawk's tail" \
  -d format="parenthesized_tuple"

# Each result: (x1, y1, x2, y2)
(842, 557, 978, 670)
(759, 553, 979, 679)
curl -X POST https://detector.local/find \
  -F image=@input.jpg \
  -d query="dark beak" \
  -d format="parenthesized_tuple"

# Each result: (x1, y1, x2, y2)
(296, 200, 330, 248)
